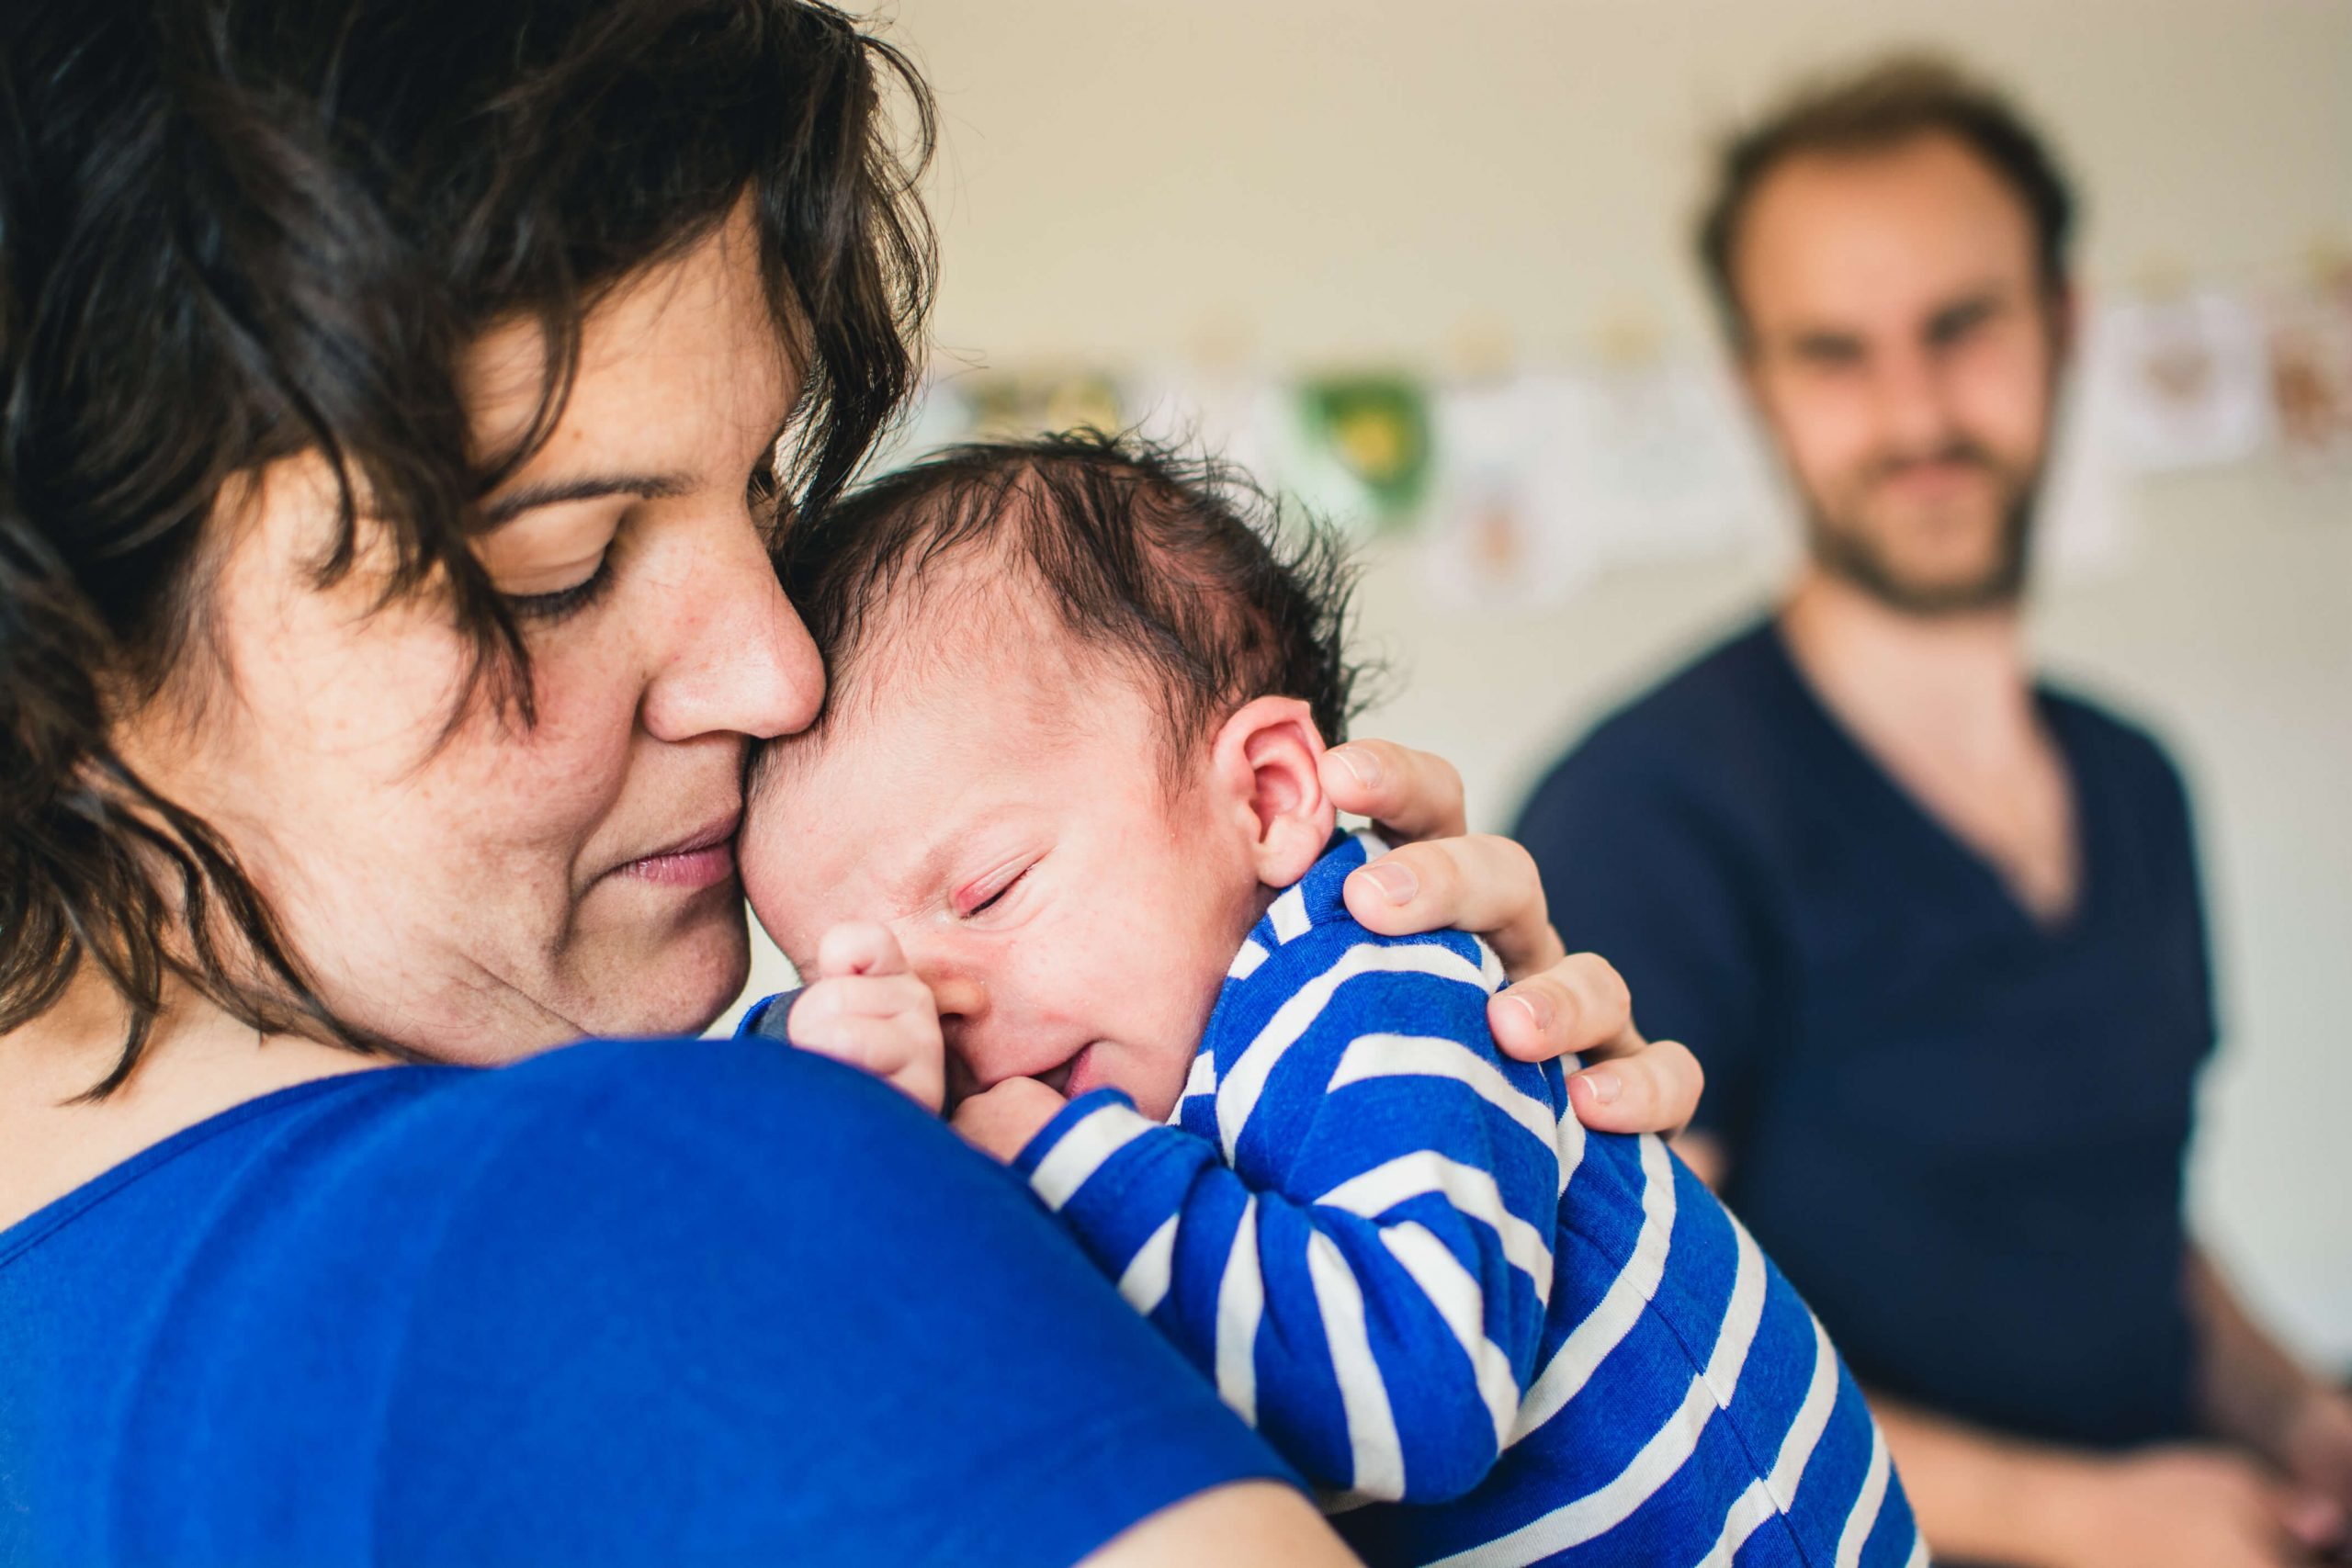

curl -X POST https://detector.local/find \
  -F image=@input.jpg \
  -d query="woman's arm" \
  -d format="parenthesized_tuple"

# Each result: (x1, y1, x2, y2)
(1319, 739, 1704, 1136)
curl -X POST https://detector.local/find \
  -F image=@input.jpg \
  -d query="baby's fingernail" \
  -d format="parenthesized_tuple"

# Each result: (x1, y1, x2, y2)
(1363, 861, 1418, 905)
(1576, 1069, 1622, 1106)
(1504, 991, 1553, 1034)
(1332, 746, 1383, 790)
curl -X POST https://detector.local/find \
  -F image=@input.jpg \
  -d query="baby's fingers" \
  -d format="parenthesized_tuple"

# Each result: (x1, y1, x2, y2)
(816, 920, 907, 979)
(795, 973, 935, 1023)
(789, 983, 944, 1111)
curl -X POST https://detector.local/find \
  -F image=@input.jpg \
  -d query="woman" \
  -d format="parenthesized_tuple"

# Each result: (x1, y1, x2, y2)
(0, 3, 1701, 1562)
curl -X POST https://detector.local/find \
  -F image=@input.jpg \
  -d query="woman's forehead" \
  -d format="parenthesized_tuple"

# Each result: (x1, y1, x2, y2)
(464, 212, 794, 480)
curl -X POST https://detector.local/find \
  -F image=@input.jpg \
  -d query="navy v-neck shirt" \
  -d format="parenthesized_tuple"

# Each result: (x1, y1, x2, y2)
(1514, 617, 2215, 1449)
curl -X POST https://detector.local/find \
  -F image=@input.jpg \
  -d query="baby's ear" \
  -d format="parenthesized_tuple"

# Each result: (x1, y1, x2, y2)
(1208, 696, 1336, 890)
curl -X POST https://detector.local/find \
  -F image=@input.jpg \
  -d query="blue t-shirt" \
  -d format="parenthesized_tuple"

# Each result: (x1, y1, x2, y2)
(0, 1034, 1293, 1565)
(1513, 617, 2215, 1449)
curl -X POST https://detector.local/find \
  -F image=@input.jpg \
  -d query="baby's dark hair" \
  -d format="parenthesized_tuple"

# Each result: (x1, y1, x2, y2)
(775, 429, 1366, 767)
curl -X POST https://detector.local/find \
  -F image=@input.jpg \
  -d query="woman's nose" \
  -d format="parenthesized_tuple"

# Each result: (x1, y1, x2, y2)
(639, 514, 825, 744)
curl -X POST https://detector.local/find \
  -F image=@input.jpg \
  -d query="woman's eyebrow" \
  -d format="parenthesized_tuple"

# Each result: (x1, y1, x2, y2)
(482, 470, 695, 525)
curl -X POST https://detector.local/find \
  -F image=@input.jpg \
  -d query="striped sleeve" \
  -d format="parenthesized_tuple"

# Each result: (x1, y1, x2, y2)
(1013, 932, 1565, 1504)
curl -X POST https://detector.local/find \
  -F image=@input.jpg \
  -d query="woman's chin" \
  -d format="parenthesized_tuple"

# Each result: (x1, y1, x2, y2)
(571, 891, 752, 1039)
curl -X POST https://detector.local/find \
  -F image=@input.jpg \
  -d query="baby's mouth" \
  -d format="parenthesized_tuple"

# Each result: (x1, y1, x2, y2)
(1038, 1043, 1101, 1098)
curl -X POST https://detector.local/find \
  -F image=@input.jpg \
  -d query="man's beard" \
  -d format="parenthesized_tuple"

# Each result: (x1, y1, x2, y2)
(1802, 436, 2043, 616)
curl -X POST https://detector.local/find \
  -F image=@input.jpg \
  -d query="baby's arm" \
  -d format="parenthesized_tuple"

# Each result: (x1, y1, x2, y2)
(1001, 935, 1566, 1505)
(786, 923, 945, 1111)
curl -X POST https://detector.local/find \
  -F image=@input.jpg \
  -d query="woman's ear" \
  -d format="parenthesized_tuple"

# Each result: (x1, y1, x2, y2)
(1207, 696, 1336, 890)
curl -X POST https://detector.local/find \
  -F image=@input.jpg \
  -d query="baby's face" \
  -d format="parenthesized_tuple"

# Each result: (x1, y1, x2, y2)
(743, 577, 1268, 1120)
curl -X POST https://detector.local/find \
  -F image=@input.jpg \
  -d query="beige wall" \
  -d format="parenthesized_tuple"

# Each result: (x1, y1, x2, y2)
(739, 1, 2352, 1359)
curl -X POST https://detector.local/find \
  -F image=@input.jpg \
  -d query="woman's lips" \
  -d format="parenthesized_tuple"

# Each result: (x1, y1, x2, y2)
(614, 810, 741, 890)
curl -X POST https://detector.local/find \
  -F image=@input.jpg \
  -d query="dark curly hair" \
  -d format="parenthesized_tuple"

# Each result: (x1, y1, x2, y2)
(772, 429, 1367, 779)
(1, 0, 936, 1094)
(1698, 52, 2076, 351)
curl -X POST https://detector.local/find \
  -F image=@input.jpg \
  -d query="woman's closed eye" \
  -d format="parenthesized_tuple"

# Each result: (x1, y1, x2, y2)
(504, 555, 616, 622)
(474, 502, 626, 623)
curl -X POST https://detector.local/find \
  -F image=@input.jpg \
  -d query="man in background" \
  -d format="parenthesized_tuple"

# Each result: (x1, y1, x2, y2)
(1515, 57, 2352, 1568)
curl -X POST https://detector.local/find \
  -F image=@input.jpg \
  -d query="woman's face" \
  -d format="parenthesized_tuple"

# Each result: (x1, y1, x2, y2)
(121, 216, 822, 1061)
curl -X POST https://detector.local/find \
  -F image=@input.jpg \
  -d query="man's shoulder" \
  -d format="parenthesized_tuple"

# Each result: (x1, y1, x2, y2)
(1517, 615, 1793, 830)
(2040, 684, 2204, 866)
(1575, 617, 1785, 766)
(2043, 682, 2189, 789)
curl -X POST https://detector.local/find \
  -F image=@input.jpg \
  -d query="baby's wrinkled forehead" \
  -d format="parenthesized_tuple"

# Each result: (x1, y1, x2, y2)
(752, 562, 1159, 829)
(739, 579, 1181, 953)
(800, 547, 1112, 746)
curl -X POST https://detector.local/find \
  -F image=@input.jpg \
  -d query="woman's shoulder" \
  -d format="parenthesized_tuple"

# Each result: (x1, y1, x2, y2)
(334, 1036, 1292, 1564)
(389, 1029, 944, 1173)
(278, 1035, 1038, 1323)
(6, 1035, 1288, 1565)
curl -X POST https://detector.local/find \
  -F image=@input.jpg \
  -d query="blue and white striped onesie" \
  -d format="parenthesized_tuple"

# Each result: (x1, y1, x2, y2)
(1012, 832, 1923, 1567)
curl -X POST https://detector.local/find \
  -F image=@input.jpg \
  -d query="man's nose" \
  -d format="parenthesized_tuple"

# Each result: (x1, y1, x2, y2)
(1870, 342, 1961, 455)
(639, 513, 825, 744)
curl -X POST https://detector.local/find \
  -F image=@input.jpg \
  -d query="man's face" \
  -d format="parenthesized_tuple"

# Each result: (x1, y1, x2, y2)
(1733, 133, 2066, 613)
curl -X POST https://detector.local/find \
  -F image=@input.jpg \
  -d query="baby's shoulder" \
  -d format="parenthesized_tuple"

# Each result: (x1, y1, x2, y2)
(1204, 836, 1519, 1081)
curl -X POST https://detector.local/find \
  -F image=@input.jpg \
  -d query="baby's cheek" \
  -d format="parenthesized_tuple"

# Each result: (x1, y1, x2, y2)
(735, 825, 814, 958)
(1117, 1043, 1201, 1124)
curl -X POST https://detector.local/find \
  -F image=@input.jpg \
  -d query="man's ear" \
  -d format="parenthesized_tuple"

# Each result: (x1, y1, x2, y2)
(2046, 276, 2080, 369)
(1207, 695, 1336, 890)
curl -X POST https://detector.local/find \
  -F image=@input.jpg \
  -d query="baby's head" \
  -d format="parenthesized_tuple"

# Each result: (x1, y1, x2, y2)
(743, 431, 1362, 1117)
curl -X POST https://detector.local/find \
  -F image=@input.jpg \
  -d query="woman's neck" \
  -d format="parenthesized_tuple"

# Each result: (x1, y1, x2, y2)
(0, 974, 384, 1230)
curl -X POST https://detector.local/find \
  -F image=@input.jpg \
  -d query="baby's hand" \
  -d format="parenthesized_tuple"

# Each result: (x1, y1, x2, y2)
(950, 1077, 1069, 1164)
(787, 923, 944, 1112)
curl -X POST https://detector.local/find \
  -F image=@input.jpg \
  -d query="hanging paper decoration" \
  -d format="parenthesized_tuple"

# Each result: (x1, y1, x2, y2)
(956, 367, 1128, 443)
(874, 374, 979, 467)
(1419, 374, 1599, 612)
(2264, 265, 2352, 468)
(1577, 361, 1783, 564)
(2092, 291, 2275, 472)
(1125, 364, 1289, 486)
(2033, 350, 2139, 581)
(874, 263, 2313, 603)
(1289, 373, 1434, 531)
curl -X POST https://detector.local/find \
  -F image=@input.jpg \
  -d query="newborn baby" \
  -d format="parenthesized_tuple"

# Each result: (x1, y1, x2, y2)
(739, 433, 1921, 1568)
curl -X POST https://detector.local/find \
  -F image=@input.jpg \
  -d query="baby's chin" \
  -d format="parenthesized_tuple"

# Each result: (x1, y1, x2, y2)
(1065, 1040, 1192, 1122)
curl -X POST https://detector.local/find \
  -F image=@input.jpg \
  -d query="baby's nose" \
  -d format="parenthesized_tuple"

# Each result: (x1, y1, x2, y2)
(927, 975, 989, 1025)
(928, 976, 993, 1088)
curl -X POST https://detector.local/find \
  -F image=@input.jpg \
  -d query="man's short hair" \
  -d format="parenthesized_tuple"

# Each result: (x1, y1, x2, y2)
(773, 429, 1366, 770)
(1697, 53, 2077, 349)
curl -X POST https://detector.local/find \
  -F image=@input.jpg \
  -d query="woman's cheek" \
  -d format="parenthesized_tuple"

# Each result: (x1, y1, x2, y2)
(468, 634, 642, 808)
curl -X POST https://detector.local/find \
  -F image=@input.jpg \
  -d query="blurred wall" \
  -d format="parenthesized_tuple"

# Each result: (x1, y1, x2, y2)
(741, 1, 2352, 1359)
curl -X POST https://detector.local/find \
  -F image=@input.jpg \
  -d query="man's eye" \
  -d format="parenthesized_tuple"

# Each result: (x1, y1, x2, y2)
(1795, 342, 1863, 369)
